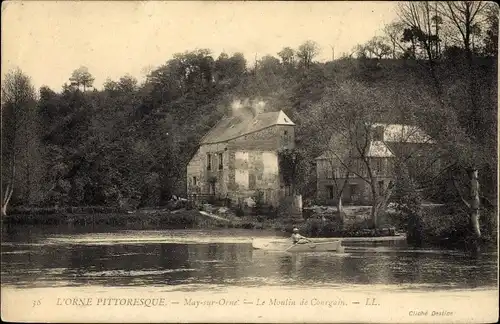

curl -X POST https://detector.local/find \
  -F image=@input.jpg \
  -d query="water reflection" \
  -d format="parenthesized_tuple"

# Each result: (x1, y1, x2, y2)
(1, 225, 497, 290)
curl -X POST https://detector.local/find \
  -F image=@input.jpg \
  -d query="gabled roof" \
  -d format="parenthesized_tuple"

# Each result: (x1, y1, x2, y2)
(364, 141, 395, 157)
(315, 141, 394, 160)
(315, 123, 433, 161)
(200, 110, 295, 144)
(373, 123, 434, 143)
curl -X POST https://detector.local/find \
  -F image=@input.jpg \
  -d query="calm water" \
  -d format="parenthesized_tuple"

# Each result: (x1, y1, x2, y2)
(1, 224, 497, 290)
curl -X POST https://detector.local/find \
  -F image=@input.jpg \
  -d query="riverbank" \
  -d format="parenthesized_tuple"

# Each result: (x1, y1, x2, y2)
(2, 208, 404, 240)
(2, 209, 245, 229)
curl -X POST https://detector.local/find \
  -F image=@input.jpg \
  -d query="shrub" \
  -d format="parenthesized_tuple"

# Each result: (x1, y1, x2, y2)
(407, 204, 492, 248)
(235, 205, 245, 217)
(207, 195, 216, 205)
(185, 200, 196, 210)
(241, 222, 254, 229)
(299, 217, 343, 237)
(319, 220, 344, 236)
(481, 207, 498, 243)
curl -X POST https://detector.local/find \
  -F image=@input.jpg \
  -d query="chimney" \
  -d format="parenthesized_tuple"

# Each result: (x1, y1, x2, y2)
(231, 98, 266, 119)
(373, 125, 385, 141)
(251, 99, 266, 116)
(231, 98, 253, 120)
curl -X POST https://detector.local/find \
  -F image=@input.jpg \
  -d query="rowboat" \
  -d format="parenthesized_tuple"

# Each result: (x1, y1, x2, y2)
(252, 238, 344, 252)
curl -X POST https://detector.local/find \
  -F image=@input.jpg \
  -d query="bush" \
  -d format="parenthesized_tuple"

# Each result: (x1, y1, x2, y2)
(185, 200, 196, 210)
(319, 220, 344, 236)
(240, 222, 254, 229)
(235, 205, 245, 217)
(481, 207, 498, 244)
(255, 205, 278, 220)
(299, 218, 343, 237)
(407, 204, 494, 248)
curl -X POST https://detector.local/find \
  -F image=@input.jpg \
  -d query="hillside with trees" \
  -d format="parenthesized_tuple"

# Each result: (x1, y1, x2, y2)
(2, 2, 497, 245)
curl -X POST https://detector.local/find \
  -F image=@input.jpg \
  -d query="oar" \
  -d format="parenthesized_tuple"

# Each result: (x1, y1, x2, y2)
(285, 238, 314, 252)
(306, 239, 317, 249)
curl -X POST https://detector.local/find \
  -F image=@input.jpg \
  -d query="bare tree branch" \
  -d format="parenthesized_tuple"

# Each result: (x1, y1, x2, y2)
(452, 177, 471, 209)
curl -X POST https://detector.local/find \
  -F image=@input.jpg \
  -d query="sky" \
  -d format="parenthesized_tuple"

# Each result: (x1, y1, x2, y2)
(2, 1, 398, 91)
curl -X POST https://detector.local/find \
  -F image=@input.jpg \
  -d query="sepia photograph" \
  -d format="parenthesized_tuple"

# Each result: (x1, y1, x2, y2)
(1, 1, 498, 322)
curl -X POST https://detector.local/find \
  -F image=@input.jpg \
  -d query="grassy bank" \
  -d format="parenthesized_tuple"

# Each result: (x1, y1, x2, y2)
(2, 207, 288, 231)
(386, 204, 498, 250)
(2, 204, 398, 237)
(7, 204, 494, 249)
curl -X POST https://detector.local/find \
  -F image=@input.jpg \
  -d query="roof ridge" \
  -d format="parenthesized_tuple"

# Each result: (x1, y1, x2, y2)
(200, 109, 294, 144)
(199, 116, 233, 144)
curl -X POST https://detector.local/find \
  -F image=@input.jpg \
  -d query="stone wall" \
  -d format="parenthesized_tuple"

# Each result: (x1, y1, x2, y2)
(186, 124, 296, 207)
(316, 157, 394, 205)
(316, 177, 393, 206)
(186, 142, 229, 196)
(228, 124, 295, 151)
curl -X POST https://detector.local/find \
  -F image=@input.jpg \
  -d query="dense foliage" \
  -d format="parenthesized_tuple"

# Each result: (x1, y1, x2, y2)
(2, 2, 497, 222)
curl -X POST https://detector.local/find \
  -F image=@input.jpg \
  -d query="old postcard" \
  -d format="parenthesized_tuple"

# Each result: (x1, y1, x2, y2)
(1, 1, 498, 323)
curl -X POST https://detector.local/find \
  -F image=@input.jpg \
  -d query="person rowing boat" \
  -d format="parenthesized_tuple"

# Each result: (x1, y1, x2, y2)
(291, 228, 311, 244)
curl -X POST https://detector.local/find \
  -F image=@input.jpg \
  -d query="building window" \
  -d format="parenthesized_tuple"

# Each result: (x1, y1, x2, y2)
(218, 153, 223, 170)
(349, 184, 359, 202)
(373, 126, 384, 141)
(326, 185, 334, 199)
(378, 181, 384, 194)
(326, 164, 333, 179)
(283, 130, 290, 145)
(193, 176, 197, 186)
(376, 159, 383, 173)
(249, 173, 256, 189)
(235, 170, 249, 189)
(353, 159, 362, 176)
(387, 159, 395, 174)
(207, 153, 212, 170)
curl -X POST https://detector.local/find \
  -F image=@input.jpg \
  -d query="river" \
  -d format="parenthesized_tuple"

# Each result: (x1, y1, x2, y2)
(1, 224, 498, 322)
(2, 224, 497, 289)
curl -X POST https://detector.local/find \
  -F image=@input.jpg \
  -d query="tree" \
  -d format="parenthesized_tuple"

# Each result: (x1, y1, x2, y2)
(278, 148, 301, 195)
(439, 1, 488, 58)
(104, 75, 138, 93)
(214, 51, 247, 84)
(383, 21, 407, 58)
(1, 68, 38, 215)
(364, 36, 392, 59)
(103, 79, 119, 92)
(118, 75, 138, 93)
(308, 80, 397, 228)
(308, 79, 446, 228)
(277, 47, 296, 66)
(380, 4, 495, 245)
(257, 55, 282, 75)
(482, 2, 499, 57)
(431, 10, 444, 58)
(296, 40, 320, 68)
(398, 2, 442, 62)
(69, 66, 95, 91)
(169, 49, 214, 91)
(437, 1, 491, 245)
(316, 134, 355, 220)
(353, 44, 369, 59)
(392, 160, 423, 246)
